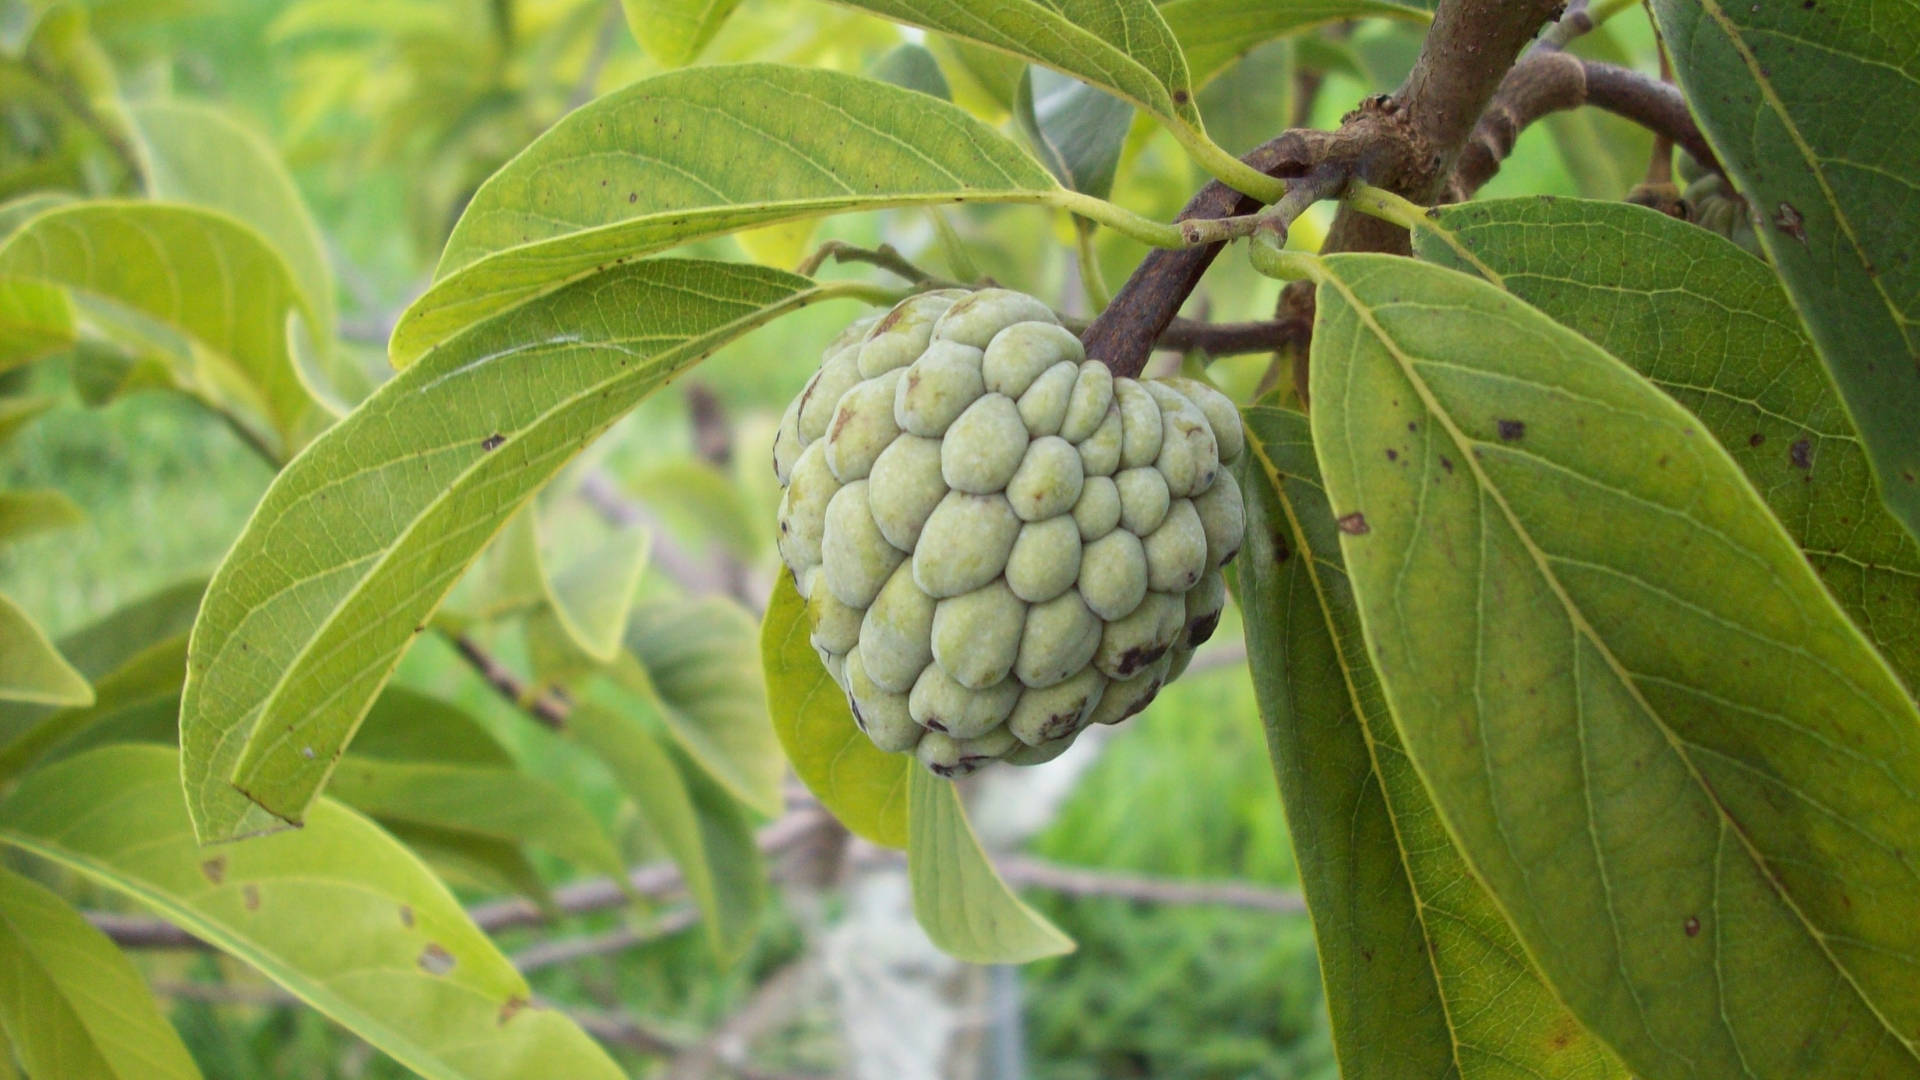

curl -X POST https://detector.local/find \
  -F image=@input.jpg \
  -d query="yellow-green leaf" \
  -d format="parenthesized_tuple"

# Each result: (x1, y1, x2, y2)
(760, 573, 907, 848)
(390, 64, 1057, 364)
(181, 259, 836, 843)
(0, 276, 73, 372)
(1307, 252, 1920, 1079)
(1652, 0, 1920, 542)
(0, 867, 200, 1080)
(0, 592, 90, 708)
(0, 488, 83, 544)
(1159, 0, 1428, 86)
(0, 745, 626, 1080)
(620, 0, 741, 66)
(907, 769, 1072, 964)
(1236, 405, 1623, 1080)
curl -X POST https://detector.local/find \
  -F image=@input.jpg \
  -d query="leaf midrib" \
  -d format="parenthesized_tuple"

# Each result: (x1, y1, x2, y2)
(1318, 265, 1920, 1064)
(211, 279, 831, 824)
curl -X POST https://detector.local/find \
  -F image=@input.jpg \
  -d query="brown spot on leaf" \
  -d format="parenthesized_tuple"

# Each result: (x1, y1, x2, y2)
(1497, 419, 1525, 441)
(1749, 432, 1766, 447)
(1439, 456, 1454, 474)
(1385, 448, 1398, 461)
(418, 943, 456, 975)
(1790, 438, 1813, 471)
(1774, 202, 1807, 244)
(399, 904, 415, 928)
(499, 996, 530, 1025)
(480, 433, 506, 451)
(1337, 512, 1370, 535)
(1684, 915, 1701, 937)
(242, 884, 260, 911)
(200, 857, 226, 885)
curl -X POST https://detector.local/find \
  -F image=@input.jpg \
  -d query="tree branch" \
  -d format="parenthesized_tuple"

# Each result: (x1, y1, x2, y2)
(448, 632, 571, 729)
(1452, 54, 1721, 198)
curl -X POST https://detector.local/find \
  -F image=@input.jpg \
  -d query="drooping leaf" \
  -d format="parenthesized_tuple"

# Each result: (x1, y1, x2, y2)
(128, 101, 336, 338)
(1236, 405, 1624, 1080)
(0, 745, 626, 1080)
(0, 488, 83, 544)
(606, 597, 785, 817)
(326, 758, 629, 883)
(540, 526, 650, 665)
(390, 64, 1057, 364)
(820, 0, 1196, 128)
(1159, 0, 1429, 86)
(1306, 252, 1920, 1080)
(181, 259, 836, 843)
(760, 573, 907, 848)
(1413, 196, 1920, 692)
(0, 867, 200, 1080)
(1653, 0, 1920, 542)
(869, 42, 953, 99)
(907, 769, 1072, 964)
(620, 0, 741, 66)
(1015, 67, 1132, 201)
(0, 202, 322, 456)
(569, 704, 766, 959)
(0, 275, 74, 372)
(0, 592, 90, 708)
(0, 633, 185, 783)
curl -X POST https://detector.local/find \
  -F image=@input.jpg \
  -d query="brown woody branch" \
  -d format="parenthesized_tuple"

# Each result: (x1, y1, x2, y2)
(1452, 54, 1722, 198)
(449, 632, 571, 729)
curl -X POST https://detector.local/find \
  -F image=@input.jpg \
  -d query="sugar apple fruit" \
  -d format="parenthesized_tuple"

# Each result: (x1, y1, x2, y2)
(774, 288, 1245, 777)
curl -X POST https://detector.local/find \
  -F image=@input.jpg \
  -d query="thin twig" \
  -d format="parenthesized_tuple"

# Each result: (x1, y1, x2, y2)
(999, 858, 1307, 913)
(510, 913, 698, 973)
(448, 632, 570, 729)
(796, 241, 965, 288)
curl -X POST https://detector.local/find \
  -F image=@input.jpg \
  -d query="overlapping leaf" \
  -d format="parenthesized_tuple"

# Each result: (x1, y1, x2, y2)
(181, 259, 835, 843)
(390, 64, 1057, 363)
(0, 745, 625, 1080)
(1306, 252, 1920, 1079)
(620, 0, 741, 66)
(1160, 0, 1429, 86)
(760, 574, 907, 848)
(0, 276, 73, 371)
(0, 593, 90, 708)
(1652, 0, 1920, 542)
(1413, 197, 1920, 691)
(907, 769, 1073, 964)
(0, 867, 200, 1080)
(1236, 406, 1623, 1079)
(1015, 67, 1132, 201)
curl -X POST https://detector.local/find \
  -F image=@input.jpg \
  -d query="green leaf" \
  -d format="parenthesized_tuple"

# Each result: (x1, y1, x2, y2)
(0, 745, 625, 1080)
(821, 0, 1196, 128)
(349, 686, 516, 767)
(0, 633, 185, 783)
(1235, 405, 1624, 1080)
(384, 821, 556, 913)
(626, 459, 763, 560)
(128, 101, 336, 338)
(0, 866, 200, 1080)
(182, 259, 832, 843)
(1412, 197, 1920, 693)
(390, 64, 1056, 364)
(540, 526, 650, 665)
(1305, 252, 1920, 1080)
(869, 42, 953, 99)
(0, 202, 323, 457)
(608, 598, 785, 817)
(760, 573, 907, 848)
(326, 758, 629, 882)
(0, 193, 74, 240)
(569, 704, 766, 959)
(1159, 0, 1429, 87)
(0, 275, 74, 372)
(620, 0, 741, 66)
(1015, 67, 1132, 201)
(0, 488, 82, 544)
(1652, 0, 1920, 542)
(0, 592, 90, 708)
(0, 397, 53, 449)
(907, 769, 1072, 964)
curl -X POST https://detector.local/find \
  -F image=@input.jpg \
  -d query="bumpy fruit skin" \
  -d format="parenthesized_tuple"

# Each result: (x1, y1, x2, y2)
(775, 289, 1244, 776)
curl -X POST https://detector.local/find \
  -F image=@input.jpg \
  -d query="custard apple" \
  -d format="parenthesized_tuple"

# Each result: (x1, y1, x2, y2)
(774, 289, 1245, 776)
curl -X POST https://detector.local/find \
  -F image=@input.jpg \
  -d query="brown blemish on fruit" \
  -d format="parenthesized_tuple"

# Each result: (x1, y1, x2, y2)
(200, 857, 226, 885)
(1114, 642, 1170, 677)
(1186, 610, 1222, 647)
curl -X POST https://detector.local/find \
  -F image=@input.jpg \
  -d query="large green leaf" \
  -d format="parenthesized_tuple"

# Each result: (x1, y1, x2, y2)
(569, 704, 766, 959)
(181, 259, 837, 843)
(540, 526, 650, 665)
(390, 64, 1056, 364)
(1236, 405, 1625, 1080)
(1413, 197, 1920, 692)
(908, 769, 1072, 964)
(0, 488, 83, 544)
(1652, 0, 1920, 542)
(1159, 0, 1428, 86)
(0, 202, 322, 456)
(0, 745, 625, 1080)
(0, 276, 74, 371)
(610, 597, 784, 817)
(620, 0, 740, 66)
(326, 759, 629, 882)
(1305, 252, 1920, 1079)
(129, 101, 336, 338)
(1015, 66, 1132, 202)
(0, 867, 200, 1080)
(760, 573, 907, 848)
(0, 592, 90, 708)
(822, 0, 1195, 128)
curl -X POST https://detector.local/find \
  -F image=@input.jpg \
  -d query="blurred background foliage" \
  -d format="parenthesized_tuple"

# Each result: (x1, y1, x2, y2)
(0, 0, 1661, 1075)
